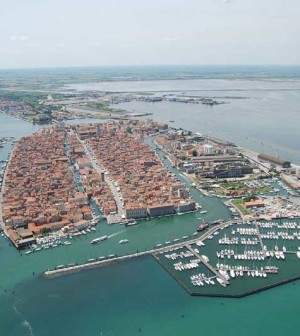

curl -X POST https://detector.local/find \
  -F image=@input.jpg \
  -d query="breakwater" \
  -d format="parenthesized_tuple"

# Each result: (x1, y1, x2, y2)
(44, 221, 229, 278)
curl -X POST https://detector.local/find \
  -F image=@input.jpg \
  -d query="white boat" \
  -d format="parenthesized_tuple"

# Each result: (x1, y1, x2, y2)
(126, 220, 137, 226)
(25, 250, 32, 255)
(216, 277, 226, 287)
(119, 239, 129, 244)
(64, 241, 72, 245)
(200, 210, 207, 214)
(90, 236, 108, 244)
(201, 255, 209, 263)
(230, 269, 235, 278)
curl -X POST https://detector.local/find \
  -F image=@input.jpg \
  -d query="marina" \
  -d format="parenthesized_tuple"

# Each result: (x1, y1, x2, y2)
(153, 218, 300, 297)
(40, 217, 300, 298)
(0, 66, 300, 335)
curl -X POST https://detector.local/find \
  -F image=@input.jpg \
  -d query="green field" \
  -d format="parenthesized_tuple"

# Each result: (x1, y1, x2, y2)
(232, 199, 250, 215)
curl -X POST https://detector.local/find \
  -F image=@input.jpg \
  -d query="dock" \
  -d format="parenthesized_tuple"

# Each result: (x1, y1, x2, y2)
(44, 220, 233, 278)
(254, 222, 266, 257)
(185, 244, 229, 285)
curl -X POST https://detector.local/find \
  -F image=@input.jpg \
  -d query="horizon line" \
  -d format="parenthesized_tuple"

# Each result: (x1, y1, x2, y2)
(1, 64, 300, 71)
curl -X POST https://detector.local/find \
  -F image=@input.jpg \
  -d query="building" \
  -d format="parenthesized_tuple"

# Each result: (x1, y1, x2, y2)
(125, 206, 148, 219)
(203, 144, 214, 155)
(147, 204, 175, 217)
(258, 153, 291, 168)
(244, 199, 265, 208)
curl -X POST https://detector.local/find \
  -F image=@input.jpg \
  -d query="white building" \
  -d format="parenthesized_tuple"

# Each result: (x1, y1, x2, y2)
(203, 144, 214, 155)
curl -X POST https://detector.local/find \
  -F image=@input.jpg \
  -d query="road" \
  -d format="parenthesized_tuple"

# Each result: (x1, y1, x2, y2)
(78, 136, 125, 223)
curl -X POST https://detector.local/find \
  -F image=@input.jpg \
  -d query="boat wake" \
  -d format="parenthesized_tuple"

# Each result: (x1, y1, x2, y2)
(13, 300, 35, 336)
(108, 229, 126, 239)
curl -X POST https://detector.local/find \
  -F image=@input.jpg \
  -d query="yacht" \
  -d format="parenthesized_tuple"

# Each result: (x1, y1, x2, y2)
(64, 241, 72, 245)
(216, 277, 226, 287)
(119, 239, 129, 244)
(201, 255, 209, 263)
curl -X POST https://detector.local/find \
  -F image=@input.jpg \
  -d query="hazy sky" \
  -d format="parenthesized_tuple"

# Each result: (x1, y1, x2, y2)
(0, 0, 299, 69)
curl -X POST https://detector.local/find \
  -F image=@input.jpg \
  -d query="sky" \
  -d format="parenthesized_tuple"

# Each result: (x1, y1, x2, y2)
(0, 0, 299, 69)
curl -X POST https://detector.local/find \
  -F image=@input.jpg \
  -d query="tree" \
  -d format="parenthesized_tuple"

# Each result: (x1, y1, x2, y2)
(192, 150, 197, 157)
(40, 227, 50, 236)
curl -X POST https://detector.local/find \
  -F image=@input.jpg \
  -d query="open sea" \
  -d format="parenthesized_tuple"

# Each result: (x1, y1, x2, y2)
(1, 65, 300, 335)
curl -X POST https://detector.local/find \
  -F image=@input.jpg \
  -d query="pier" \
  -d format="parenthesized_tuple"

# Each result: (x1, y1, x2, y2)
(254, 222, 266, 257)
(44, 220, 233, 278)
(185, 244, 229, 285)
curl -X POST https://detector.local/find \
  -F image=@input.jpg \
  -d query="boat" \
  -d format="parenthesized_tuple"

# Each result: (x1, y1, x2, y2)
(90, 236, 108, 244)
(126, 220, 137, 226)
(230, 269, 235, 278)
(119, 239, 129, 244)
(200, 210, 207, 214)
(216, 277, 227, 287)
(88, 258, 96, 262)
(56, 265, 64, 269)
(196, 223, 209, 232)
(64, 241, 72, 245)
(25, 250, 32, 255)
(201, 255, 209, 263)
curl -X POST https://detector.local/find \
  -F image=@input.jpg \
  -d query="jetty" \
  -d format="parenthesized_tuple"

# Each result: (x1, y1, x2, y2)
(185, 244, 229, 285)
(254, 222, 266, 257)
(44, 220, 233, 278)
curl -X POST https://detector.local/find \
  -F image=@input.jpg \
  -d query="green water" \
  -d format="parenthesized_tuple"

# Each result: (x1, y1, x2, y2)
(1, 90, 300, 335)
(1, 256, 300, 336)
